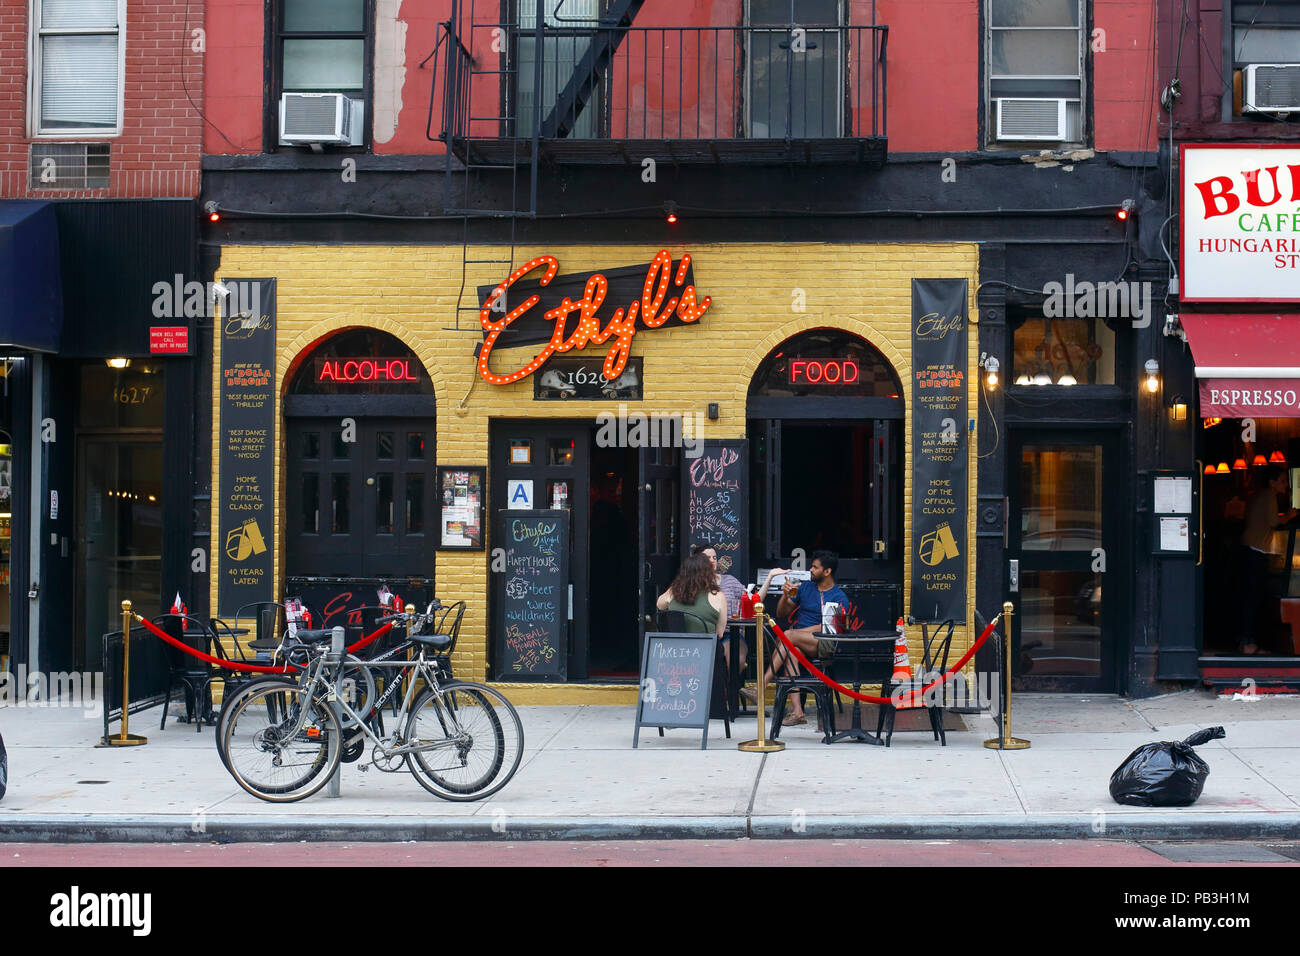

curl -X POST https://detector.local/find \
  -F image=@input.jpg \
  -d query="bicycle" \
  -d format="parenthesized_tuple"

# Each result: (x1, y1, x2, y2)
(221, 607, 524, 803)
(212, 604, 451, 770)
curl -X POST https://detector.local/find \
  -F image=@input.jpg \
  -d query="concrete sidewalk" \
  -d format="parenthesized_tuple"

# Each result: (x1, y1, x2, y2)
(1, 689, 1298, 842)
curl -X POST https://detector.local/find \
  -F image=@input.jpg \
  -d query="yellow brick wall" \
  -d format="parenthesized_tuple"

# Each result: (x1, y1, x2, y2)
(211, 242, 981, 704)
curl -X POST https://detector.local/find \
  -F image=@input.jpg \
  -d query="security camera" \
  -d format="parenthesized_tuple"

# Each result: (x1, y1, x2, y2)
(1163, 314, 1185, 341)
(209, 281, 232, 301)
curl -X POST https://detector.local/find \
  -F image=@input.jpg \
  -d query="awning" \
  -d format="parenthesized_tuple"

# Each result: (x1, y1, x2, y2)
(1182, 313, 1300, 418)
(0, 201, 63, 352)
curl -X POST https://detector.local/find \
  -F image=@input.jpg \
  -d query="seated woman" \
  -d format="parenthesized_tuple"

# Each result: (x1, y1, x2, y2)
(655, 553, 727, 640)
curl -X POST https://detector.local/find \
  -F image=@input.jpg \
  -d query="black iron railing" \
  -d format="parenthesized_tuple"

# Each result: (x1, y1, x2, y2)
(431, 13, 887, 159)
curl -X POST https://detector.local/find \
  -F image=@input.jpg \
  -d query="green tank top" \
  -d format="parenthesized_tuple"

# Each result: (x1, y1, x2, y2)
(667, 589, 719, 633)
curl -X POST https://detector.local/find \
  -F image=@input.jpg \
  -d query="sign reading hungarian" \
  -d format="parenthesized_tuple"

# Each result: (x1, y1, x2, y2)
(910, 279, 969, 623)
(475, 250, 711, 385)
(217, 278, 276, 617)
(1181, 145, 1300, 302)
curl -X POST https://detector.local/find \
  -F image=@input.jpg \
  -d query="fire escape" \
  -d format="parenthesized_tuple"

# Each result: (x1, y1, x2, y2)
(428, 0, 888, 327)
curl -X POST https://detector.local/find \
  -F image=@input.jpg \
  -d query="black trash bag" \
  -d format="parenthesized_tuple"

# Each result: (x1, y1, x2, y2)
(0, 730, 7, 801)
(1109, 726, 1226, 807)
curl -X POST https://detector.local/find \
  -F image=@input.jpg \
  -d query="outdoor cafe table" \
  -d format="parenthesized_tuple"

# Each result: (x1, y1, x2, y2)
(725, 618, 757, 720)
(816, 630, 897, 744)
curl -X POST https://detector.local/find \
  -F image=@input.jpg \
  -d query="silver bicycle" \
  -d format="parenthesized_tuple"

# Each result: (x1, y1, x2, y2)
(221, 608, 524, 803)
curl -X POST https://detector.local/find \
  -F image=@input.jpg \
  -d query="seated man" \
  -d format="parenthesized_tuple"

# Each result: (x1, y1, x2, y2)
(744, 550, 848, 726)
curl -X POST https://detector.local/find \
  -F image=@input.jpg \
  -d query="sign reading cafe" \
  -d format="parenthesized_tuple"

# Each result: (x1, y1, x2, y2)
(475, 250, 712, 384)
(1181, 145, 1300, 302)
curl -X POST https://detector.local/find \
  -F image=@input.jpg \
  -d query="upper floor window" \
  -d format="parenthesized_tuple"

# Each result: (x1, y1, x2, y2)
(32, 0, 123, 136)
(745, 0, 845, 138)
(1233, 1, 1300, 117)
(987, 0, 1084, 145)
(274, 0, 371, 148)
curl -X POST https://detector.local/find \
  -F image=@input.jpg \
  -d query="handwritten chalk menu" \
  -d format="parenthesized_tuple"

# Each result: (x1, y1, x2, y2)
(493, 510, 568, 680)
(685, 439, 748, 582)
(910, 278, 969, 623)
(633, 633, 718, 749)
(218, 278, 277, 617)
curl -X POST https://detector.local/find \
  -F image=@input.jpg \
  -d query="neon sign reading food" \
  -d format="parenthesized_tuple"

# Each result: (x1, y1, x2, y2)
(477, 250, 712, 385)
(789, 359, 860, 385)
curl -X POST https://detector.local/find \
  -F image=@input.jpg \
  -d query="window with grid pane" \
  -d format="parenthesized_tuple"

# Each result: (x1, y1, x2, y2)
(745, 0, 844, 138)
(987, 0, 1084, 144)
(35, 0, 121, 134)
(280, 0, 368, 93)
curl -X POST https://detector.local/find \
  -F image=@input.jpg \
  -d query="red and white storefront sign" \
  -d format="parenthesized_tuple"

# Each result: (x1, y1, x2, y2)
(1181, 145, 1300, 303)
(149, 326, 189, 354)
(1181, 313, 1300, 417)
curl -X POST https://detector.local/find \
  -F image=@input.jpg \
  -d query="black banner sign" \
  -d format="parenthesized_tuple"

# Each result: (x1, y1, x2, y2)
(493, 509, 568, 680)
(534, 356, 643, 400)
(685, 439, 748, 581)
(633, 633, 718, 749)
(217, 278, 276, 617)
(910, 278, 969, 623)
(476, 258, 695, 348)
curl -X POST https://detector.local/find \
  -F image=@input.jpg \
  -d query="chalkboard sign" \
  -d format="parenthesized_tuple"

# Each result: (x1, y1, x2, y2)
(493, 509, 568, 680)
(685, 439, 748, 582)
(633, 633, 718, 749)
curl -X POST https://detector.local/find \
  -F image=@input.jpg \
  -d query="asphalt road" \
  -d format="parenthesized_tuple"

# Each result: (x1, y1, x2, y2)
(2, 839, 1298, 866)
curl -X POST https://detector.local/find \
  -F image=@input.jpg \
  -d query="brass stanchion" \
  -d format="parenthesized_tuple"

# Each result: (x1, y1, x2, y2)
(738, 602, 784, 753)
(984, 600, 1029, 750)
(106, 600, 147, 747)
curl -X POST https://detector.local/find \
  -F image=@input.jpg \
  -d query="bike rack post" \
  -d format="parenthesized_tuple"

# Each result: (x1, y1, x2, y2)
(326, 625, 345, 797)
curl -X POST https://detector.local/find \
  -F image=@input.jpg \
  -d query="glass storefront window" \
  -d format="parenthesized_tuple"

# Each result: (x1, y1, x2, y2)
(1012, 317, 1116, 386)
(80, 362, 166, 429)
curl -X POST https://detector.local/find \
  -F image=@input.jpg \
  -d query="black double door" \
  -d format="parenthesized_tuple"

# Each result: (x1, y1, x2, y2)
(285, 416, 436, 578)
(490, 421, 659, 681)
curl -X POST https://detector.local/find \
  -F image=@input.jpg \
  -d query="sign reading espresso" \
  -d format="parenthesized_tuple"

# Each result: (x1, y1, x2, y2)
(475, 250, 712, 385)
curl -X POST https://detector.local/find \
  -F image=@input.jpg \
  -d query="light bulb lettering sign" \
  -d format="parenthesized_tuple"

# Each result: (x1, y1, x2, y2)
(788, 358, 860, 386)
(475, 250, 712, 385)
(317, 358, 418, 384)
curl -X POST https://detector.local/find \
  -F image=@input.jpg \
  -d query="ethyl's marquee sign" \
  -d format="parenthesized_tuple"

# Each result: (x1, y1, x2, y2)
(1181, 145, 1300, 302)
(475, 250, 712, 384)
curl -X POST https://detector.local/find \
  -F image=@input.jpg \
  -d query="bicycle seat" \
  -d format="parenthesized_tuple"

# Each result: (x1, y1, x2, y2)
(411, 633, 453, 651)
(294, 629, 338, 642)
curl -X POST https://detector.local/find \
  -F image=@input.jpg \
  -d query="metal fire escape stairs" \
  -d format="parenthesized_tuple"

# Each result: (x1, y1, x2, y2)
(429, 0, 645, 331)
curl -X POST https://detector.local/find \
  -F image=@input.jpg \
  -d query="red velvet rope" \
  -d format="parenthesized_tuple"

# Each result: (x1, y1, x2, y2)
(768, 617, 1000, 707)
(134, 615, 394, 673)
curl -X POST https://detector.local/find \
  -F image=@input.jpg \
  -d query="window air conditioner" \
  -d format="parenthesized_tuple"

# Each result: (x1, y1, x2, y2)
(1243, 64, 1300, 114)
(279, 92, 357, 146)
(995, 98, 1068, 141)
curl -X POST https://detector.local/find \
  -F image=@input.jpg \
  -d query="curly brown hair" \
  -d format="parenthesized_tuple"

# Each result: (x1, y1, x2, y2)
(669, 553, 720, 606)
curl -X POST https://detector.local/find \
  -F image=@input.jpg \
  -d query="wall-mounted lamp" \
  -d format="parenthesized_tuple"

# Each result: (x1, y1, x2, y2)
(203, 200, 220, 223)
(663, 201, 678, 224)
(106, 358, 130, 369)
(1169, 398, 1188, 421)
(707, 402, 719, 421)
(980, 354, 1000, 389)
(1117, 198, 1136, 222)
(1144, 358, 1160, 393)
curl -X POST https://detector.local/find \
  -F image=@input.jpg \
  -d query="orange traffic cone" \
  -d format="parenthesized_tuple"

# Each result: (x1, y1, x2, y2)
(892, 617, 918, 709)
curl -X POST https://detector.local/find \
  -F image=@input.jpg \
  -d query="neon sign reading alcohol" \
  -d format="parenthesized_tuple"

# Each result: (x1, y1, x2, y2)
(317, 358, 418, 383)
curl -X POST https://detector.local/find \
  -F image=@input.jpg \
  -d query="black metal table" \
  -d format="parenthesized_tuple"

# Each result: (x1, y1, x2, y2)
(724, 618, 757, 719)
(817, 630, 896, 745)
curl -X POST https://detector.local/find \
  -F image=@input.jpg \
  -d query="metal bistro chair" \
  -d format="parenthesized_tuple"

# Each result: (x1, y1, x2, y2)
(768, 620, 841, 743)
(157, 613, 245, 732)
(878, 619, 957, 747)
(655, 609, 731, 740)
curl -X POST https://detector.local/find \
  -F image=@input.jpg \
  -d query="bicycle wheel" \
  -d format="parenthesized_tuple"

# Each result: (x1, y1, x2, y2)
(404, 682, 524, 801)
(214, 676, 298, 770)
(223, 684, 341, 803)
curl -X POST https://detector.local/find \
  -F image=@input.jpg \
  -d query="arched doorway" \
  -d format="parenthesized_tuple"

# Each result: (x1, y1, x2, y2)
(747, 328, 904, 592)
(283, 329, 437, 586)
